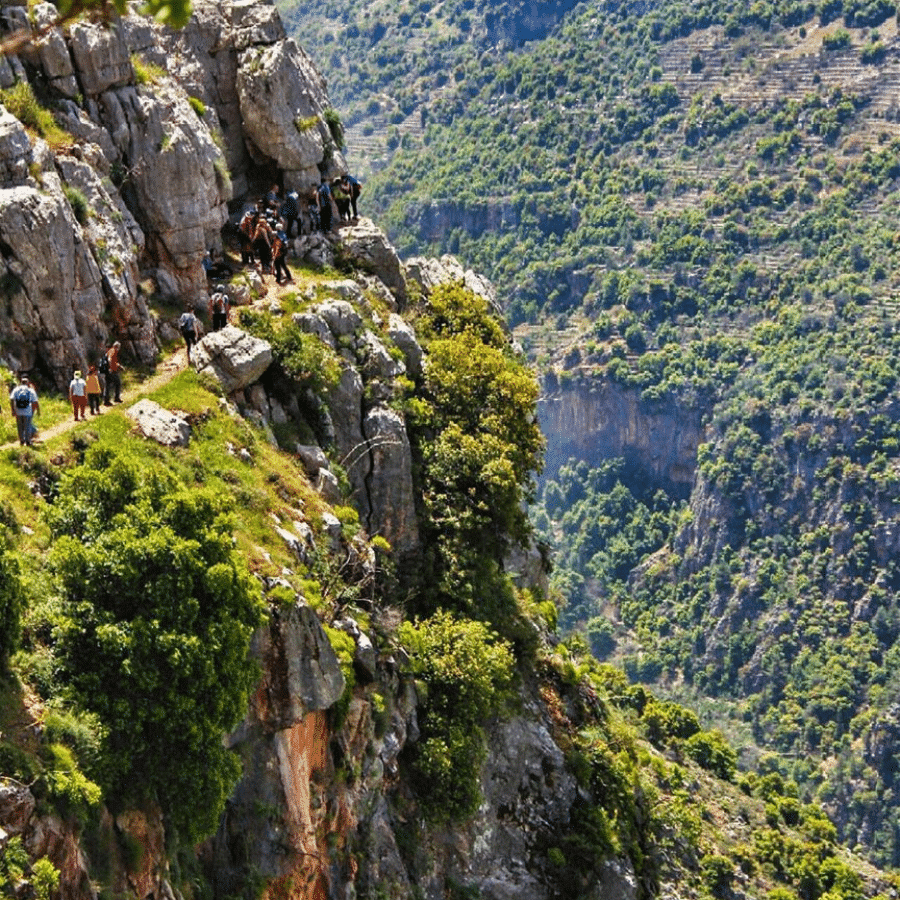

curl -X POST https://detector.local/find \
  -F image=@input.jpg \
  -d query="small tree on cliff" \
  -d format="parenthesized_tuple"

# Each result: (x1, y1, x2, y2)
(407, 283, 545, 633)
(47, 445, 265, 844)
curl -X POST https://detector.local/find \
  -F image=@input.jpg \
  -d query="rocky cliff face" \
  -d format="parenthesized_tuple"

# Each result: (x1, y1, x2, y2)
(0, 0, 342, 390)
(539, 375, 705, 498)
(0, 4, 653, 898)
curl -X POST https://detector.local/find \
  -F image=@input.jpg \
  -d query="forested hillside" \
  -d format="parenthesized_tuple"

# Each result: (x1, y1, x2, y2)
(278, 0, 900, 872)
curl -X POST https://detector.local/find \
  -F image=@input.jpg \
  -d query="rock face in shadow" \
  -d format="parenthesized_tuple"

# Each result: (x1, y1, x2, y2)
(539, 376, 705, 499)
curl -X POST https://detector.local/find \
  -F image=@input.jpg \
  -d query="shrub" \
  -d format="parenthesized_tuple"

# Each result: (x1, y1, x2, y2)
(323, 107, 345, 149)
(131, 54, 166, 85)
(63, 185, 90, 226)
(0, 537, 24, 665)
(400, 611, 514, 822)
(30, 858, 59, 900)
(0, 81, 68, 145)
(48, 445, 266, 843)
(684, 729, 737, 781)
(822, 28, 851, 50)
(269, 320, 343, 394)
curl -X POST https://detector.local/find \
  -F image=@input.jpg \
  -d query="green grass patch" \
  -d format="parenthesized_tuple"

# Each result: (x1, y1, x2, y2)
(0, 81, 71, 148)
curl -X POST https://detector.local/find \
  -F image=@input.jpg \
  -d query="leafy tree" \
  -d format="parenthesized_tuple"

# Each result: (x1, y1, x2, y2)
(400, 610, 514, 821)
(410, 284, 544, 624)
(48, 445, 265, 844)
(684, 730, 737, 780)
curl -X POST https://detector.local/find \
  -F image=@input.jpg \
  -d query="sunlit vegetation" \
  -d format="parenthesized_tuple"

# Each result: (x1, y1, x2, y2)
(277, 0, 900, 870)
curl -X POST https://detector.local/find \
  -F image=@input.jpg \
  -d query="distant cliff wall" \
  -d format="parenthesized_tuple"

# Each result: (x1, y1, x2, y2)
(539, 376, 705, 498)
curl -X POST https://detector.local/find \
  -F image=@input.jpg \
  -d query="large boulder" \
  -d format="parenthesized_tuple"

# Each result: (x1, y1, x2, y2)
(68, 18, 133, 96)
(193, 325, 272, 393)
(126, 399, 191, 447)
(0, 106, 33, 187)
(236, 39, 334, 189)
(0, 186, 108, 385)
(362, 406, 420, 558)
(405, 253, 499, 313)
(252, 602, 346, 729)
(28, 3, 79, 98)
(340, 220, 407, 307)
(98, 83, 229, 298)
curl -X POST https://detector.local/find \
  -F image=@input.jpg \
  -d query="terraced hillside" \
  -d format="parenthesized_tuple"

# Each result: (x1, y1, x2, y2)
(278, 0, 900, 871)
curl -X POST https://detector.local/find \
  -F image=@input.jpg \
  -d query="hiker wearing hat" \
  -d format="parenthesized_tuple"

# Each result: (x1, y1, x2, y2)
(69, 369, 87, 421)
(9, 375, 39, 446)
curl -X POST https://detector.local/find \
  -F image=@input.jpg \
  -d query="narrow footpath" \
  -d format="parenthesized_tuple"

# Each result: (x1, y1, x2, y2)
(2, 347, 188, 451)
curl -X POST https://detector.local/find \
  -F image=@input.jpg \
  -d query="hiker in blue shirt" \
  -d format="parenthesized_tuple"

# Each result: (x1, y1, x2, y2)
(9, 375, 39, 446)
(317, 179, 333, 233)
(280, 189, 301, 238)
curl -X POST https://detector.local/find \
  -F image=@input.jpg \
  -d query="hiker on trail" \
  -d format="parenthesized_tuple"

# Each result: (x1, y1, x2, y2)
(266, 183, 281, 212)
(238, 208, 258, 266)
(342, 174, 362, 220)
(252, 215, 274, 278)
(103, 342, 124, 405)
(203, 248, 231, 281)
(86, 365, 102, 415)
(332, 177, 351, 223)
(280, 188, 301, 238)
(69, 369, 87, 421)
(209, 286, 230, 332)
(179, 305, 201, 363)
(9, 375, 38, 446)
(305, 184, 321, 234)
(317, 179, 333, 233)
(273, 223, 292, 285)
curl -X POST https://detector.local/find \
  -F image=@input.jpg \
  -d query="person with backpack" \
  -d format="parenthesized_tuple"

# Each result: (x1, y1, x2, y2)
(273, 223, 292, 285)
(103, 341, 124, 405)
(342, 174, 362, 220)
(68, 369, 87, 421)
(252, 215, 274, 279)
(305, 183, 320, 234)
(208, 286, 229, 332)
(317, 178, 333, 233)
(238, 208, 258, 266)
(86, 364, 102, 415)
(280, 189, 301, 237)
(9, 375, 38, 446)
(332, 177, 351, 223)
(179, 305, 201, 363)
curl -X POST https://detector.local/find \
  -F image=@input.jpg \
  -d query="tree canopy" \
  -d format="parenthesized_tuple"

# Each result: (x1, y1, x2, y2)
(47, 445, 264, 843)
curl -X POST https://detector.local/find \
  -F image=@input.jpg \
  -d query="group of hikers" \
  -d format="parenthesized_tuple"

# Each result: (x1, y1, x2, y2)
(178, 285, 231, 364)
(6, 342, 124, 445)
(235, 174, 362, 282)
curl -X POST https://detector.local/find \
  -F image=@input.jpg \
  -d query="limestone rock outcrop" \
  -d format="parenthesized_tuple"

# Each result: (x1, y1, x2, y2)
(0, 0, 340, 389)
(193, 325, 273, 393)
(127, 398, 191, 447)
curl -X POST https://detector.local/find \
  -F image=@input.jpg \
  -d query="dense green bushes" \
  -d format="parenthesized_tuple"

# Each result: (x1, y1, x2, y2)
(408, 283, 544, 630)
(400, 611, 514, 821)
(47, 444, 265, 843)
(0, 535, 24, 664)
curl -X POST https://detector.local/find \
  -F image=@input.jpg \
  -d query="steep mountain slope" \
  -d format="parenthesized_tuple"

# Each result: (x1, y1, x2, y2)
(276, 0, 900, 871)
(6, 3, 891, 900)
